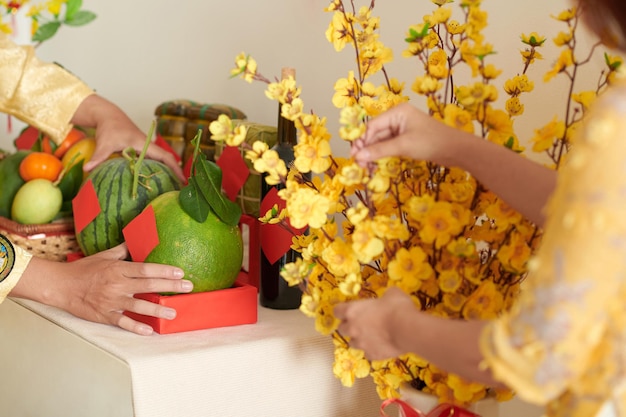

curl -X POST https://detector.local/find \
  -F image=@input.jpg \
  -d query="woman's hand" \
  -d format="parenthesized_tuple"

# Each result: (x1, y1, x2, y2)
(13, 244, 193, 335)
(72, 94, 186, 182)
(334, 287, 416, 360)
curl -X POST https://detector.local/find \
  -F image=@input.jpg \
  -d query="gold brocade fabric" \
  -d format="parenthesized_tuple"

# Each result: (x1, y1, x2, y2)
(0, 33, 94, 144)
(0, 34, 93, 299)
(480, 81, 626, 417)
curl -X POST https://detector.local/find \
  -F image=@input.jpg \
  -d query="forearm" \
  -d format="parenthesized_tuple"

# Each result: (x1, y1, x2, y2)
(442, 133, 556, 227)
(71, 94, 132, 129)
(393, 310, 502, 386)
(10, 256, 68, 309)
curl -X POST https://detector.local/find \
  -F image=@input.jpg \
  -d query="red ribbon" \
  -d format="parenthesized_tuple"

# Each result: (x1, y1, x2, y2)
(380, 398, 481, 417)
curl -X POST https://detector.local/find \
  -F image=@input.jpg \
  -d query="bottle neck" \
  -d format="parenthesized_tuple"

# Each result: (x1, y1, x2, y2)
(276, 103, 297, 146)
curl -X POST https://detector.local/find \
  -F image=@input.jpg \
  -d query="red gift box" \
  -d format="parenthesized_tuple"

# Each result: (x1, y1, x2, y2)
(125, 271, 258, 334)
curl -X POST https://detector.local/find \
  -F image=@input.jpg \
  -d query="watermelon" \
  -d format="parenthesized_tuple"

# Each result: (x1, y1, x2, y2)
(76, 157, 182, 256)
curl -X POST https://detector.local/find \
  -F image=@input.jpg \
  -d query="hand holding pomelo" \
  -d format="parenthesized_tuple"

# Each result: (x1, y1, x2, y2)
(144, 191, 243, 293)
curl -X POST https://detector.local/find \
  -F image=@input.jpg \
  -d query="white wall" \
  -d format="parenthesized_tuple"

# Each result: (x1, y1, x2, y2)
(0, 0, 604, 159)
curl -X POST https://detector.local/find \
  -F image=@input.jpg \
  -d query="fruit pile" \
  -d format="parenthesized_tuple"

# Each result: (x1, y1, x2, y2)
(0, 128, 95, 225)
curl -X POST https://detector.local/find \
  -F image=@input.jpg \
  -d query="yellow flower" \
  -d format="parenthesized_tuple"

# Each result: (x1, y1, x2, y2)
(230, 52, 258, 83)
(294, 134, 332, 174)
(544, 49, 574, 82)
(332, 71, 359, 108)
(326, 10, 352, 52)
(285, 187, 330, 229)
(419, 202, 466, 249)
(322, 238, 361, 277)
(520, 32, 546, 47)
(438, 269, 462, 293)
(505, 97, 524, 117)
(481, 64, 502, 80)
(388, 246, 433, 292)
(337, 163, 367, 187)
(462, 281, 504, 320)
(351, 221, 385, 264)
(446, 19, 466, 35)
(280, 257, 310, 286)
(411, 75, 442, 95)
(338, 273, 363, 296)
(571, 90, 597, 112)
(428, 48, 450, 79)
(553, 7, 577, 22)
(46, 0, 66, 16)
(255, 149, 287, 182)
(339, 105, 367, 141)
(333, 347, 370, 387)
(208, 115, 246, 146)
(531, 116, 566, 153)
(503, 74, 534, 96)
(442, 104, 474, 134)
(497, 231, 532, 274)
(520, 48, 543, 64)
(429, 6, 453, 25)
(553, 29, 573, 47)
(265, 77, 300, 103)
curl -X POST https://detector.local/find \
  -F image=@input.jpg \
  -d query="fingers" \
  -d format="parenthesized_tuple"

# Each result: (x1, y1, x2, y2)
(145, 145, 186, 183)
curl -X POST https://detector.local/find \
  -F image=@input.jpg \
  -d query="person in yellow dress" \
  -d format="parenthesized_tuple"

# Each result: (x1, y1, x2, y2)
(334, 1, 626, 416)
(0, 33, 193, 336)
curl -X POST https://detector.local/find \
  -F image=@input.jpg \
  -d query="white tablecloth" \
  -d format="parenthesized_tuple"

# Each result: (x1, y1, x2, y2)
(0, 297, 381, 417)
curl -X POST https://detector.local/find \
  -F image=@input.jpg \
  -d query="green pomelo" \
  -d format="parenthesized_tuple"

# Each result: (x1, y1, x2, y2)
(144, 191, 244, 293)
(11, 179, 62, 224)
(76, 157, 182, 256)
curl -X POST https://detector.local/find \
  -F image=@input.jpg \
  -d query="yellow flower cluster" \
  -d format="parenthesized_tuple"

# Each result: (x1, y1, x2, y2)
(0, 0, 95, 44)
(213, 0, 623, 407)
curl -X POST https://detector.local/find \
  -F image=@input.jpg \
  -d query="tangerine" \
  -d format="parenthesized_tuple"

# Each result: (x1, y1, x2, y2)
(53, 128, 86, 159)
(19, 152, 64, 182)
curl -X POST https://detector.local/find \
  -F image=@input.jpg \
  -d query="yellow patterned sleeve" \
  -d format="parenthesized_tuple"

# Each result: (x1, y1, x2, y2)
(0, 234, 32, 304)
(0, 33, 94, 144)
(480, 82, 626, 411)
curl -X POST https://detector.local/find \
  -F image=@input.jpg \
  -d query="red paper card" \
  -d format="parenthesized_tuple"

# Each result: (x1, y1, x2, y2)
(216, 146, 249, 201)
(14, 126, 40, 150)
(155, 134, 182, 163)
(122, 206, 159, 262)
(72, 180, 101, 234)
(259, 187, 294, 265)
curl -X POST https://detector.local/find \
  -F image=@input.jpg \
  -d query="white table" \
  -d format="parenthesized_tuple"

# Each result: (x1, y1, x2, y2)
(0, 298, 382, 417)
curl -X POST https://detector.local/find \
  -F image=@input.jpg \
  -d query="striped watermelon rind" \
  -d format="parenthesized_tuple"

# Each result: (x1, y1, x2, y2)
(76, 157, 182, 256)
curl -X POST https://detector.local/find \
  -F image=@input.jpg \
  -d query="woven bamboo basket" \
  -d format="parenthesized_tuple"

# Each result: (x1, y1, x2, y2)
(0, 216, 79, 262)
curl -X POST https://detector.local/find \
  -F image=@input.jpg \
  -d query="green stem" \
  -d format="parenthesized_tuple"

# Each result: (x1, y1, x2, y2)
(131, 121, 155, 199)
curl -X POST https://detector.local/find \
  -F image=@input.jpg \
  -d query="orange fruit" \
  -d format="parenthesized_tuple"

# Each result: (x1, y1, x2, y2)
(53, 128, 86, 159)
(144, 191, 244, 293)
(62, 137, 96, 169)
(19, 152, 64, 182)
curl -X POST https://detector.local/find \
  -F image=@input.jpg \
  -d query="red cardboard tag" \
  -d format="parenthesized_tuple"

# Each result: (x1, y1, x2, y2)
(14, 126, 40, 150)
(122, 206, 159, 262)
(155, 134, 182, 163)
(216, 146, 250, 201)
(72, 179, 101, 234)
(259, 187, 294, 265)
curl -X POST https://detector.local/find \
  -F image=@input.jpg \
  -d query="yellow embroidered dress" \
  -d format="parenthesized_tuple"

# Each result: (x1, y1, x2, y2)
(481, 82, 626, 417)
(0, 33, 93, 301)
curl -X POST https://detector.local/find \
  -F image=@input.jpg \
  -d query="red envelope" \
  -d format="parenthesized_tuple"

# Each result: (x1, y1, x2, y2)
(72, 180, 101, 234)
(259, 187, 294, 265)
(216, 146, 249, 201)
(122, 206, 159, 262)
